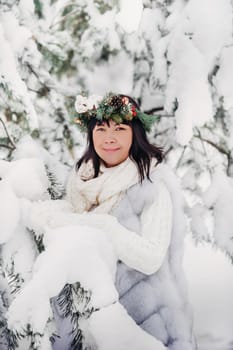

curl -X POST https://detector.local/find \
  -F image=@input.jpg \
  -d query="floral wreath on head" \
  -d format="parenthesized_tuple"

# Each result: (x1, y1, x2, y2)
(73, 92, 159, 132)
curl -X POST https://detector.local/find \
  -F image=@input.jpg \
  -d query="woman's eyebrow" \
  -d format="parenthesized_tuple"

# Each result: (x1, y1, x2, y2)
(96, 123, 106, 127)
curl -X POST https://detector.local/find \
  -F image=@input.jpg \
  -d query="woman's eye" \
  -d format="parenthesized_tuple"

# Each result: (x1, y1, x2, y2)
(115, 126, 126, 131)
(96, 127, 105, 131)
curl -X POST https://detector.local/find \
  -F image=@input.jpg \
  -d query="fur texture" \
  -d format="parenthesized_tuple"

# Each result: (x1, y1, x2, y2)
(113, 164, 197, 349)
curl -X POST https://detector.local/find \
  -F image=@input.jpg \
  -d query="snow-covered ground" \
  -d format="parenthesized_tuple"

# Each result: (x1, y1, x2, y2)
(183, 235, 233, 350)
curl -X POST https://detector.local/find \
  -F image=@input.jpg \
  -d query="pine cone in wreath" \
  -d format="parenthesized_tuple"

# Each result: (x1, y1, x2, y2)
(109, 95, 124, 111)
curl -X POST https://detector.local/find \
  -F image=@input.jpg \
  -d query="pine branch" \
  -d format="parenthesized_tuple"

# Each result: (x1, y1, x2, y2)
(0, 118, 16, 150)
(34, 234, 45, 254)
(45, 165, 65, 200)
(29, 229, 45, 253)
(56, 284, 83, 350)
(25, 63, 51, 97)
(56, 283, 95, 350)
(153, 127, 171, 138)
(50, 8, 80, 29)
(164, 145, 173, 157)
(144, 107, 174, 120)
(0, 144, 15, 150)
(3, 264, 23, 297)
(175, 146, 187, 169)
(22, 324, 44, 350)
(0, 277, 19, 350)
(7, 272, 22, 295)
(193, 130, 233, 175)
(144, 106, 164, 114)
(0, 323, 19, 350)
(194, 134, 229, 156)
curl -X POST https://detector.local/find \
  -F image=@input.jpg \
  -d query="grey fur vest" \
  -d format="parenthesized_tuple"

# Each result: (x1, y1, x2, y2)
(113, 164, 197, 350)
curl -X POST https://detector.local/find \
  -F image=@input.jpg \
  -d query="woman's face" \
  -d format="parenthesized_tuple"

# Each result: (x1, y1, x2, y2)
(92, 119, 133, 167)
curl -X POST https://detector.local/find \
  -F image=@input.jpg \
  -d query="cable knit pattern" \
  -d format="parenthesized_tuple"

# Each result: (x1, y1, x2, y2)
(108, 182, 172, 274)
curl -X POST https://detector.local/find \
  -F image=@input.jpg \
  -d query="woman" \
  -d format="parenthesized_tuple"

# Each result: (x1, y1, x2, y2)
(52, 93, 196, 350)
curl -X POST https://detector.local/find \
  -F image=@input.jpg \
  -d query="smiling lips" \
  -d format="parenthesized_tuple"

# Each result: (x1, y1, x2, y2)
(103, 148, 120, 152)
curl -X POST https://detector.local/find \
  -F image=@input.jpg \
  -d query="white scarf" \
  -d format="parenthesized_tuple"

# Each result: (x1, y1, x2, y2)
(66, 157, 157, 214)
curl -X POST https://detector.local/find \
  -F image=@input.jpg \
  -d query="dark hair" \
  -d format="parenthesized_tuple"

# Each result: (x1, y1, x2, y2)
(76, 95, 163, 182)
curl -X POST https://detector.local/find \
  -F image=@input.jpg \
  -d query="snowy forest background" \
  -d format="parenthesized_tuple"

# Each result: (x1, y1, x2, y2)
(1, 0, 233, 349)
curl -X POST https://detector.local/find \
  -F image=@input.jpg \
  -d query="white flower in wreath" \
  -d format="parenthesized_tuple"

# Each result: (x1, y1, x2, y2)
(75, 95, 103, 113)
(75, 95, 89, 113)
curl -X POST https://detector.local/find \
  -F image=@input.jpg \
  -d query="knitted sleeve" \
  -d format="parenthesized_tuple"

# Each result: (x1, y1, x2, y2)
(109, 181, 173, 275)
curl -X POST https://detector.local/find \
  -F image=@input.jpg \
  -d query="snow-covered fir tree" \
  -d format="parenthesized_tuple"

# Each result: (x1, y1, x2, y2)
(1, 0, 233, 349)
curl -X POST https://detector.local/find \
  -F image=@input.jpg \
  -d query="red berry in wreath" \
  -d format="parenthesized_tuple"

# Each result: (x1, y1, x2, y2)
(131, 105, 137, 117)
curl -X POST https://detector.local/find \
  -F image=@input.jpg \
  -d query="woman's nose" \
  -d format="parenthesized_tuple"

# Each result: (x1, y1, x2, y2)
(104, 131, 116, 143)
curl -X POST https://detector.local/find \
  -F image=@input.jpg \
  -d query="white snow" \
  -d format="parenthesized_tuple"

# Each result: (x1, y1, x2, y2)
(13, 135, 69, 184)
(19, 0, 35, 18)
(83, 51, 134, 96)
(165, 36, 213, 145)
(116, 0, 143, 33)
(165, 23, 213, 145)
(0, 19, 39, 130)
(184, 235, 233, 350)
(202, 170, 233, 254)
(214, 47, 233, 110)
(0, 12, 31, 55)
(1, 225, 37, 282)
(139, 8, 163, 41)
(0, 158, 48, 200)
(7, 221, 117, 333)
(162, 0, 233, 145)
(186, 0, 232, 68)
(0, 180, 20, 244)
(87, 302, 167, 350)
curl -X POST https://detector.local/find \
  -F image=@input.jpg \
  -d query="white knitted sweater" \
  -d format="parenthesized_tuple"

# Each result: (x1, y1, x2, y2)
(104, 181, 172, 275)
(66, 165, 173, 275)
